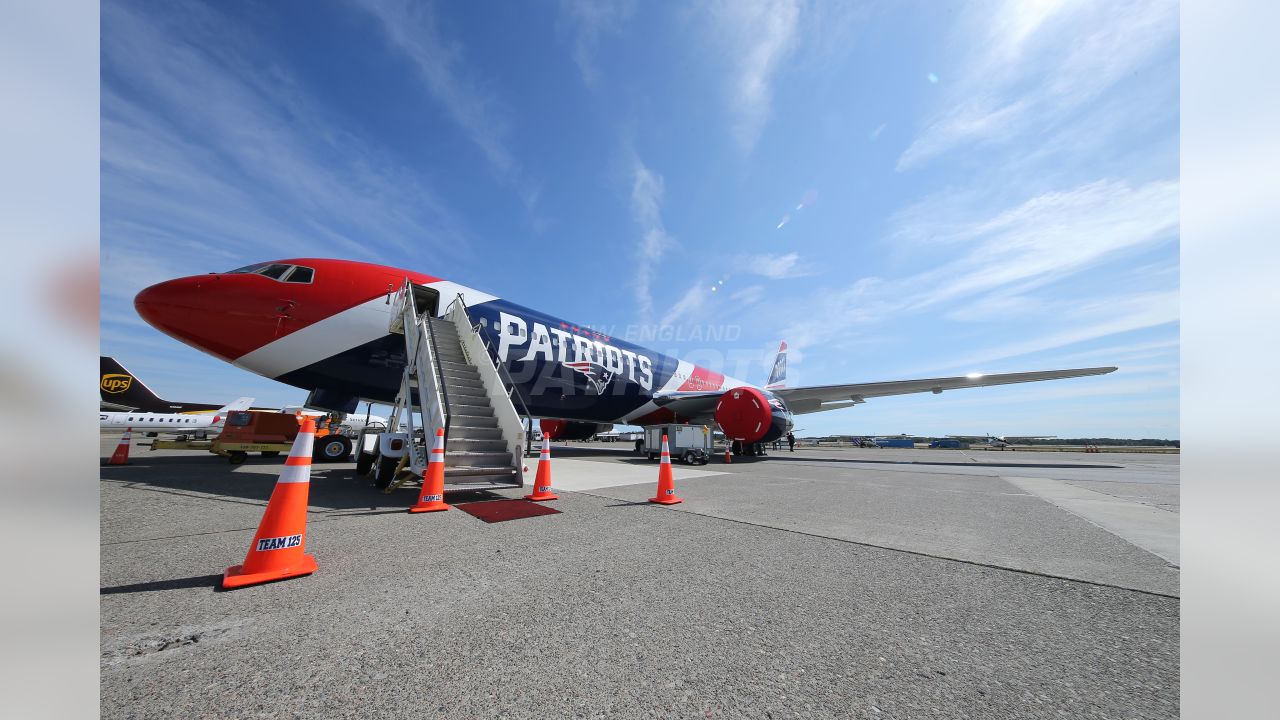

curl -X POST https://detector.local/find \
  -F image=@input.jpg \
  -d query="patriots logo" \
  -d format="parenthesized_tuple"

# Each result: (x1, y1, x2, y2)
(565, 361, 615, 394)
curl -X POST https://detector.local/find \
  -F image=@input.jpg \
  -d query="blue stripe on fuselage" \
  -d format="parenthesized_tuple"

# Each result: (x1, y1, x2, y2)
(273, 299, 682, 423)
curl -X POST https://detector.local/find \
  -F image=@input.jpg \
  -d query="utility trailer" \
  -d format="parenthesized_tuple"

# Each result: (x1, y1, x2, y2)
(643, 424, 712, 465)
(214, 411, 353, 464)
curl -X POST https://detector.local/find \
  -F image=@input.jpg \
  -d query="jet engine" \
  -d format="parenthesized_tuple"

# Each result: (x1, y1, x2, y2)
(715, 387, 792, 443)
(540, 419, 612, 441)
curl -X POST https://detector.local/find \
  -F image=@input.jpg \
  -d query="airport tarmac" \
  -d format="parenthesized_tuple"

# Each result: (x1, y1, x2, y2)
(101, 436, 1179, 719)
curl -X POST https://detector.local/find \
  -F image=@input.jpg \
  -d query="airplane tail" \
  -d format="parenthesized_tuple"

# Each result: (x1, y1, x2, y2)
(215, 397, 256, 414)
(766, 341, 787, 389)
(100, 356, 168, 410)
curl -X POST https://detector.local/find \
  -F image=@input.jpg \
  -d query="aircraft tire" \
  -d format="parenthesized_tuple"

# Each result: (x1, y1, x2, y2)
(373, 453, 398, 489)
(355, 448, 375, 476)
(314, 435, 352, 463)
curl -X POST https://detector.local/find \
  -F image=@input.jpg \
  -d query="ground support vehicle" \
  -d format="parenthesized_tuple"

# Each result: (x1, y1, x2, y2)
(212, 410, 354, 465)
(643, 424, 712, 464)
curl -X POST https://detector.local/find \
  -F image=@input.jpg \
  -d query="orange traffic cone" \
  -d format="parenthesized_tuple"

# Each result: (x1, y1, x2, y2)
(222, 418, 319, 589)
(649, 434, 683, 505)
(723, 443, 732, 464)
(409, 428, 450, 513)
(109, 428, 133, 465)
(524, 438, 559, 501)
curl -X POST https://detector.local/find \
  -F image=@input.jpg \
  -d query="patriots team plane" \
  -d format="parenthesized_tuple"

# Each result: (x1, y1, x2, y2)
(134, 258, 1115, 485)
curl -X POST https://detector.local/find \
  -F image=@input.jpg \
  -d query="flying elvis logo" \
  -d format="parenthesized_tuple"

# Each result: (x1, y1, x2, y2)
(564, 361, 615, 394)
(496, 311, 654, 391)
(101, 374, 132, 394)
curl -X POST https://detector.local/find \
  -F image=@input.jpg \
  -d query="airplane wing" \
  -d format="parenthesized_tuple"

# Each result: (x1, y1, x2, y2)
(1003, 435, 1057, 441)
(774, 366, 1117, 415)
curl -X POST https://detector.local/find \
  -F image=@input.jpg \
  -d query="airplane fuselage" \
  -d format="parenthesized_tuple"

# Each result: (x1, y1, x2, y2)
(135, 259, 793, 442)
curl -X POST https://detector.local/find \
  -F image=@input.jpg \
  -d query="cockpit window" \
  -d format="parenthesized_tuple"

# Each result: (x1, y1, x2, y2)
(284, 266, 314, 283)
(227, 263, 268, 274)
(256, 264, 292, 280)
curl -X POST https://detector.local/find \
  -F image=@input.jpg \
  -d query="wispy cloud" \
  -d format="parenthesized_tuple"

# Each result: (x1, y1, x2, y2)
(558, 0, 636, 87)
(661, 281, 709, 327)
(738, 251, 816, 280)
(629, 159, 675, 322)
(704, 0, 801, 151)
(354, 0, 539, 209)
(898, 0, 1177, 170)
(101, 1, 472, 306)
(780, 177, 1179, 353)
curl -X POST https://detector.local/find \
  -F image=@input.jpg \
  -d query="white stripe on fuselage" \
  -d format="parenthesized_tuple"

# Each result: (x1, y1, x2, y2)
(232, 282, 497, 380)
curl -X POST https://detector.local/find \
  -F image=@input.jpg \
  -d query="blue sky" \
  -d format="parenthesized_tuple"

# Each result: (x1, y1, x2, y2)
(101, 0, 1179, 439)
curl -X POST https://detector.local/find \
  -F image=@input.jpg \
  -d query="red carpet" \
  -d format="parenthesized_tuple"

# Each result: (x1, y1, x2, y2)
(455, 498, 561, 523)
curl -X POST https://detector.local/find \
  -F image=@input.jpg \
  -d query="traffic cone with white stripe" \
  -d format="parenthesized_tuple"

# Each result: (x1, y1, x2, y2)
(109, 428, 132, 465)
(409, 428, 450, 513)
(222, 418, 319, 589)
(524, 438, 559, 501)
(648, 434, 683, 505)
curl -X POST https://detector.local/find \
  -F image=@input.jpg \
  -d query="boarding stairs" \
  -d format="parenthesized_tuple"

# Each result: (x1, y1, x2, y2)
(384, 280, 527, 493)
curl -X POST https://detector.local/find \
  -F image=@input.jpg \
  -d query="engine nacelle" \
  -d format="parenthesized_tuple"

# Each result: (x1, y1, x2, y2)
(715, 387, 775, 443)
(540, 419, 612, 441)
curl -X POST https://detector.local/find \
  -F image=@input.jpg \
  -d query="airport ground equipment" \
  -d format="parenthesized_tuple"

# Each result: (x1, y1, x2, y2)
(213, 410, 352, 465)
(643, 424, 711, 464)
(408, 428, 450, 513)
(222, 418, 319, 589)
(648, 435, 684, 505)
(356, 281, 527, 495)
(524, 438, 559, 502)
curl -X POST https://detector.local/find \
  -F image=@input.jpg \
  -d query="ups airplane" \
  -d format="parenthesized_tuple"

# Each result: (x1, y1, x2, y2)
(134, 258, 1116, 454)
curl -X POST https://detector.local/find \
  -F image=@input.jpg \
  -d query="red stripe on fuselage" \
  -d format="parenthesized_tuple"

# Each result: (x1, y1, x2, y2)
(135, 258, 439, 362)
(677, 366, 725, 392)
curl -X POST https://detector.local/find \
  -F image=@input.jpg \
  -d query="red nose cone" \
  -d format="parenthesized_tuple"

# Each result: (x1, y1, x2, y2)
(135, 275, 246, 360)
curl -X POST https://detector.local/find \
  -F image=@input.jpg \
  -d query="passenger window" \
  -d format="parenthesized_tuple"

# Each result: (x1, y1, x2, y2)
(285, 266, 314, 283)
(256, 264, 291, 280)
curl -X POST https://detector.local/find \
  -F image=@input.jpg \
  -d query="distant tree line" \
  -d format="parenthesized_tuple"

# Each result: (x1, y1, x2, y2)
(1019, 438, 1180, 447)
(808, 435, 1180, 447)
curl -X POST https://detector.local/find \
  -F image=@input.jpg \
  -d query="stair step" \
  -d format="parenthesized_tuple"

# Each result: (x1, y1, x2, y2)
(444, 465, 519, 478)
(442, 367, 480, 380)
(448, 425, 503, 440)
(448, 438, 508, 452)
(445, 451, 512, 467)
(449, 404, 493, 417)
(450, 414, 498, 428)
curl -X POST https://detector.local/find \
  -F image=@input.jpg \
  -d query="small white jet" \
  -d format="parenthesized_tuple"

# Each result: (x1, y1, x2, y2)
(947, 434, 1055, 450)
(100, 397, 255, 436)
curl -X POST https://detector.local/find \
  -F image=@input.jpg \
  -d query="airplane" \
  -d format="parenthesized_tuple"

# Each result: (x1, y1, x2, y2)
(100, 397, 255, 436)
(133, 258, 1117, 456)
(100, 356, 235, 413)
(947, 434, 1056, 450)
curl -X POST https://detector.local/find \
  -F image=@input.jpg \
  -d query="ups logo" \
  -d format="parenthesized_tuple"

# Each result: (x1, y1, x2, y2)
(101, 374, 132, 394)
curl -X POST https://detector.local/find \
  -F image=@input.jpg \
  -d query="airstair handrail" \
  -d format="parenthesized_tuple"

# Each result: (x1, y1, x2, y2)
(445, 293, 529, 480)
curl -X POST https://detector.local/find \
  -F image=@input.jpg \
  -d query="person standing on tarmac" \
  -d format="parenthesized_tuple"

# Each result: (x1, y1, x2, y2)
(786, 432, 796, 452)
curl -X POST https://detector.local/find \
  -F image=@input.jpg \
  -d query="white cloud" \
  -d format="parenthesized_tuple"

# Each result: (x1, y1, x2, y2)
(898, 0, 1177, 170)
(629, 159, 674, 322)
(354, 0, 538, 208)
(661, 282, 709, 327)
(704, 0, 801, 151)
(558, 0, 635, 87)
(780, 178, 1179, 352)
(730, 284, 766, 306)
(738, 251, 815, 279)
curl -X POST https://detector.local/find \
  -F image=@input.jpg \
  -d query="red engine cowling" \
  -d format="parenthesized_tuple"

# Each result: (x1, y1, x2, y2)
(540, 419, 611, 441)
(714, 387, 773, 442)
